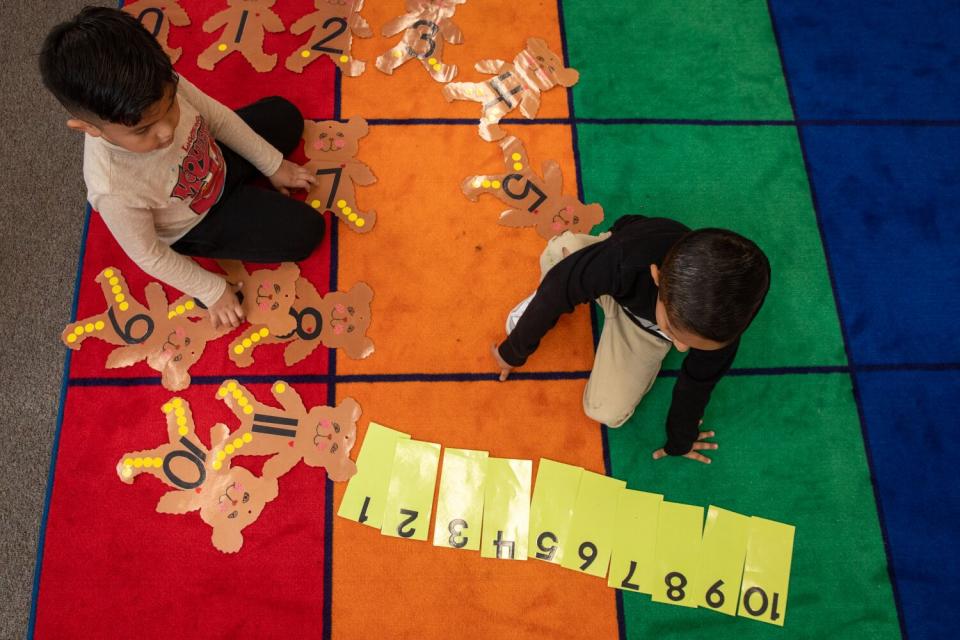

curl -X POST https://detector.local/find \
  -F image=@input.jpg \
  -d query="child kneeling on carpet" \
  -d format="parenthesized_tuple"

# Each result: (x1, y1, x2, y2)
(492, 215, 770, 464)
(39, 7, 324, 329)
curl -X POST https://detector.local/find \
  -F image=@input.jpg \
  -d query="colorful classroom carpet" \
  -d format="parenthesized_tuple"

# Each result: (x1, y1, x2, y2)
(30, 1, 960, 638)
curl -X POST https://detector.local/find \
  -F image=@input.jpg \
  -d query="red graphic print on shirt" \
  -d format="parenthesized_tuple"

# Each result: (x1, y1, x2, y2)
(169, 116, 226, 214)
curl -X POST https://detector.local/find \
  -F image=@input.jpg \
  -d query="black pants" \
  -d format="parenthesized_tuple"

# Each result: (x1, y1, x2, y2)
(172, 97, 325, 262)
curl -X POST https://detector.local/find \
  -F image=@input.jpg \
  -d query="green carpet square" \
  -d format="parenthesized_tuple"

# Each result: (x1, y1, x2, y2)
(562, 0, 792, 119)
(606, 373, 900, 639)
(578, 123, 845, 369)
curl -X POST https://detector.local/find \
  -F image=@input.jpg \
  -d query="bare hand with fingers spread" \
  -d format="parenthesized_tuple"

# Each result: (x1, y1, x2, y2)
(652, 422, 718, 464)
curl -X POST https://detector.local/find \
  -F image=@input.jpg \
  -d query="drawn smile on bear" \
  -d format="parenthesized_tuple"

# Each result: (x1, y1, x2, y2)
(256, 283, 282, 311)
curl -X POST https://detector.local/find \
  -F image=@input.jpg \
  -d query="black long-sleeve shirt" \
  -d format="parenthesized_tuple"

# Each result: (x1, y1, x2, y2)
(498, 215, 740, 456)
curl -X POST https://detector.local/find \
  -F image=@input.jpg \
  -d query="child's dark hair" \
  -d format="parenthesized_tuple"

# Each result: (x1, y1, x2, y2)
(660, 229, 770, 343)
(39, 6, 176, 126)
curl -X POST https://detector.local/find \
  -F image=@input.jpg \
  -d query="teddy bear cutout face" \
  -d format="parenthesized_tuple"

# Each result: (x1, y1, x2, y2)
(375, 0, 467, 83)
(302, 117, 377, 234)
(116, 397, 279, 553)
(285, 0, 372, 77)
(442, 37, 580, 141)
(217, 259, 299, 337)
(228, 276, 375, 367)
(124, 0, 191, 64)
(198, 0, 284, 72)
(61, 267, 229, 390)
(214, 380, 360, 482)
(462, 136, 603, 239)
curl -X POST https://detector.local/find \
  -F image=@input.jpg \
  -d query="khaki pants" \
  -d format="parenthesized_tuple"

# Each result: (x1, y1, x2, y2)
(540, 232, 672, 427)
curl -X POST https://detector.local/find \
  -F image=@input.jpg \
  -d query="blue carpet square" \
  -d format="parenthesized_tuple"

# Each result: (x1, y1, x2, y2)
(856, 369, 960, 640)
(770, 0, 960, 119)
(802, 124, 960, 365)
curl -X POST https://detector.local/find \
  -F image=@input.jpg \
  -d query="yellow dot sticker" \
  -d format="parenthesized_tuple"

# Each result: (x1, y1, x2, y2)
(433, 64, 442, 71)
(109, 277, 119, 286)
(133, 458, 143, 468)
(124, 458, 133, 466)
(301, 50, 311, 58)
(84, 323, 94, 332)
(243, 405, 254, 415)
(185, 301, 195, 310)
(428, 57, 437, 65)
(275, 382, 286, 394)
(242, 433, 253, 443)
(119, 302, 129, 312)
(339, 55, 349, 62)
(176, 304, 186, 315)
(393, 49, 402, 58)
(143, 458, 154, 468)
(153, 457, 162, 467)
(242, 338, 253, 348)
(227, 382, 237, 391)
(356, 218, 365, 227)
(217, 451, 226, 461)
(176, 417, 187, 429)
(337, 199, 347, 209)
(348, 212, 358, 222)
(74, 326, 84, 336)
(115, 294, 125, 303)
(237, 397, 248, 407)
(342, 206, 352, 215)
(482, 180, 492, 188)
(95, 320, 105, 330)
(233, 438, 243, 449)
(492, 180, 502, 189)
(122, 468, 132, 478)
(111, 285, 121, 294)
(103, 269, 114, 278)
(218, 387, 228, 397)
(250, 333, 261, 343)
(218, 43, 227, 52)
(162, 403, 172, 413)
(513, 162, 523, 171)
(259, 328, 270, 337)
(232, 390, 242, 399)
(175, 407, 185, 417)
(234, 345, 244, 355)
(310, 199, 321, 209)
(213, 460, 223, 470)
(511, 153, 522, 161)
(225, 444, 235, 454)
(67, 334, 77, 343)
(172, 398, 182, 408)
(167, 311, 175, 320)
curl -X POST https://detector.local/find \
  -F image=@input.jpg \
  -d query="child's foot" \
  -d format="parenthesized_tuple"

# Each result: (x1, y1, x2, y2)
(505, 291, 536, 334)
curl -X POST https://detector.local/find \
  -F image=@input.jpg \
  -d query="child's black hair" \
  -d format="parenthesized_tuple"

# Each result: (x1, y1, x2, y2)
(660, 229, 771, 344)
(39, 6, 176, 126)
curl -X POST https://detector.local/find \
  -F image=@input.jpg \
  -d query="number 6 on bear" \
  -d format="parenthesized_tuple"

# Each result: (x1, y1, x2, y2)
(381, 439, 441, 541)
(738, 517, 795, 626)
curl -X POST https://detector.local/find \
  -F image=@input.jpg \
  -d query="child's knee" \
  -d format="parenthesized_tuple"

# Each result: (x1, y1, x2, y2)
(583, 400, 634, 428)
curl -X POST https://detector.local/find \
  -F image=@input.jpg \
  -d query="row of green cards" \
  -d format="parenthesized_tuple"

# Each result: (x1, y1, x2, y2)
(338, 423, 794, 626)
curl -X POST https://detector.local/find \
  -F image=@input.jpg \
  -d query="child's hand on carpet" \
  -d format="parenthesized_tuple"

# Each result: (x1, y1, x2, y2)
(652, 424, 718, 464)
(491, 343, 514, 381)
(269, 159, 317, 196)
(210, 282, 245, 329)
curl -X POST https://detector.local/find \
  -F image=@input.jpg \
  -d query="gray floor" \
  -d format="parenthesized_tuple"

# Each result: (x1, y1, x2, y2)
(0, 1, 107, 637)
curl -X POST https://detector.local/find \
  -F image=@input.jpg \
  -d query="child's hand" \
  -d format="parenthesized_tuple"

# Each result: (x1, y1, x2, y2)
(269, 160, 317, 196)
(491, 343, 514, 381)
(652, 424, 718, 464)
(209, 282, 245, 330)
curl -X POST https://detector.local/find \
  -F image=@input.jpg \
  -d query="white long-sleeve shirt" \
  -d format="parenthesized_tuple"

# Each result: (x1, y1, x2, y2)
(84, 76, 283, 306)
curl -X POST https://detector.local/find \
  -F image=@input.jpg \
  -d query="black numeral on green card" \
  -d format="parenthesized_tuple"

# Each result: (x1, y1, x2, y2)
(706, 579, 725, 608)
(397, 508, 418, 538)
(620, 560, 640, 591)
(447, 519, 468, 548)
(502, 174, 548, 212)
(492, 530, 515, 559)
(742, 586, 781, 620)
(311, 17, 348, 54)
(578, 541, 597, 571)
(664, 571, 688, 602)
(535, 531, 558, 560)
(357, 496, 370, 523)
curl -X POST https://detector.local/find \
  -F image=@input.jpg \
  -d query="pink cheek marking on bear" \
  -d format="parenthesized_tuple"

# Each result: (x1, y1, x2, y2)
(259, 301, 270, 311)
(334, 139, 346, 149)
(334, 325, 345, 335)
(313, 140, 323, 150)
(175, 327, 185, 338)
(334, 304, 346, 313)
(320, 419, 332, 431)
(551, 221, 565, 231)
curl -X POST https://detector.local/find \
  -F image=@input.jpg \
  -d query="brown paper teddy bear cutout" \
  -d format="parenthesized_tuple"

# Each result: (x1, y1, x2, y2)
(442, 37, 580, 141)
(124, 0, 191, 64)
(285, 0, 372, 77)
(217, 260, 299, 343)
(61, 267, 228, 391)
(462, 136, 603, 239)
(229, 277, 375, 367)
(375, 0, 466, 83)
(302, 117, 377, 234)
(215, 380, 360, 482)
(116, 397, 280, 553)
(198, 0, 284, 73)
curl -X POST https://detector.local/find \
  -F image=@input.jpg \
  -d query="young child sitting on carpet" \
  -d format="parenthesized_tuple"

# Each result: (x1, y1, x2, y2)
(492, 215, 770, 463)
(39, 7, 323, 329)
